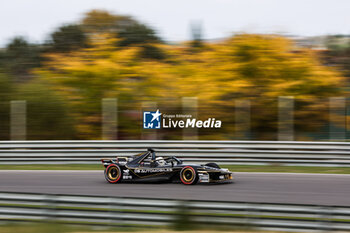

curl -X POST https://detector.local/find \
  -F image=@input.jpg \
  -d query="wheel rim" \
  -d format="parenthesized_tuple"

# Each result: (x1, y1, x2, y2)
(182, 168, 194, 182)
(108, 166, 119, 180)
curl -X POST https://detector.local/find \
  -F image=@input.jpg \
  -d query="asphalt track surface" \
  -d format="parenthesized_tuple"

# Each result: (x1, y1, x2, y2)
(0, 170, 350, 206)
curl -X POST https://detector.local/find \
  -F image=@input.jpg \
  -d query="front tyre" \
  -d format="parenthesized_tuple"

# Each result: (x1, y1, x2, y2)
(180, 166, 198, 185)
(105, 164, 122, 183)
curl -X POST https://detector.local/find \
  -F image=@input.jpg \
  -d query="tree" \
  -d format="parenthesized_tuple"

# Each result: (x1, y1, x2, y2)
(172, 34, 345, 139)
(80, 10, 164, 59)
(37, 33, 345, 140)
(16, 81, 77, 139)
(118, 23, 164, 59)
(322, 35, 350, 78)
(189, 21, 203, 49)
(48, 24, 88, 52)
(118, 23, 160, 47)
(0, 37, 43, 80)
(0, 73, 13, 139)
(81, 10, 136, 34)
(38, 34, 173, 138)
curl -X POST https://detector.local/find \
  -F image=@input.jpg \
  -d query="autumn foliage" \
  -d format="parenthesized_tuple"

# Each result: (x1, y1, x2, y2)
(0, 10, 346, 140)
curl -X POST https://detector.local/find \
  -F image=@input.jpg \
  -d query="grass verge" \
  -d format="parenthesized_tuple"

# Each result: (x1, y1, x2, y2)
(0, 222, 282, 233)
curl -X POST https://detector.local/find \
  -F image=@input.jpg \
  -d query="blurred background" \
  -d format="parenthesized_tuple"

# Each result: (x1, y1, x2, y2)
(0, 0, 350, 141)
(2, 2, 350, 232)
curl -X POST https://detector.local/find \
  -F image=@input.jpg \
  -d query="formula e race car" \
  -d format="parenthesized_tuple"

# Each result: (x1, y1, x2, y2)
(101, 148, 233, 185)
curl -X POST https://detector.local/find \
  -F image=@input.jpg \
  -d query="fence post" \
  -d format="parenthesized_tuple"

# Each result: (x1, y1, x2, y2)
(109, 196, 123, 227)
(182, 97, 198, 140)
(102, 98, 118, 140)
(329, 97, 346, 141)
(278, 96, 294, 141)
(173, 200, 193, 230)
(318, 205, 333, 232)
(10, 100, 26, 140)
(235, 100, 251, 139)
(43, 193, 57, 222)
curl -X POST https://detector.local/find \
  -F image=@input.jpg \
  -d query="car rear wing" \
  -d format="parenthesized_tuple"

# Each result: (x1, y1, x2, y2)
(101, 158, 114, 167)
(101, 157, 129, 167)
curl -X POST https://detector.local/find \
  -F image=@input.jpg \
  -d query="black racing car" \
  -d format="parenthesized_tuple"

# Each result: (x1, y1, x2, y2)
(101, 148, 233, 185)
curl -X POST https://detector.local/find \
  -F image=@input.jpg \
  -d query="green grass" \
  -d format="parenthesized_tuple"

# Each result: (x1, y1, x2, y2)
(0, 222, 277, 233)
(0, 222, 159, 233)
(0, 164, 350, 174)
(0, 223, 103, 233)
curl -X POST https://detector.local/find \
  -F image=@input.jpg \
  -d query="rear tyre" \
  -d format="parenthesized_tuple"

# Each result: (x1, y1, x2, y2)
(105, 164, 122, 183)
(180, 166, 198, 185)
(205, 162, 220, 169)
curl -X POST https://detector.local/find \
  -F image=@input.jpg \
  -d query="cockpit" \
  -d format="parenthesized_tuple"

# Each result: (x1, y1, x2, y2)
(127, 148, 182, 168)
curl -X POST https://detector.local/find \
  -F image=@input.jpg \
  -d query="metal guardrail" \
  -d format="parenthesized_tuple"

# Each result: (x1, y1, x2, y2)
(0, 191, 349, 232)
(0, 140, 350, 166)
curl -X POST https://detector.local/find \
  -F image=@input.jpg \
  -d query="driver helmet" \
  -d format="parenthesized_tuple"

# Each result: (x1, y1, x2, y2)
(156, 157, 166, 166)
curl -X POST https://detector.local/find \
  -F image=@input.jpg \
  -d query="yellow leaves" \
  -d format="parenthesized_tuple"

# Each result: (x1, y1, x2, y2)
(35, 32, 346, 139)
(40, 32, 345, 103)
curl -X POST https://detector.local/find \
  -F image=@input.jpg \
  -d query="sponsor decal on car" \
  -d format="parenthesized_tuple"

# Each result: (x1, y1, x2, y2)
(134, 168, 173, 173)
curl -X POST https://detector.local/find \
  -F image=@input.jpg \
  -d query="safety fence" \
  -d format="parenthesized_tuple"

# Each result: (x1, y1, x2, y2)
(0, 140, 350, 166)
(0, 191, 349, 232)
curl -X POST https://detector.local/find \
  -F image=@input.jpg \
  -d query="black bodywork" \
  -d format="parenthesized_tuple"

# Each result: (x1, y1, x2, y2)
(101, 148, 233, 185)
